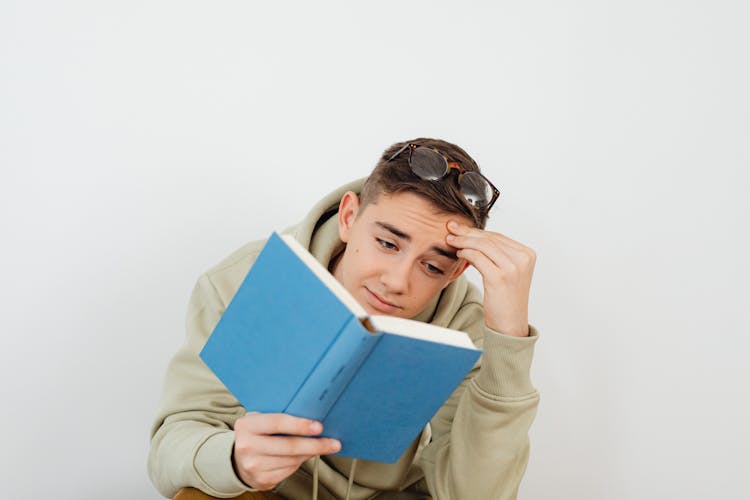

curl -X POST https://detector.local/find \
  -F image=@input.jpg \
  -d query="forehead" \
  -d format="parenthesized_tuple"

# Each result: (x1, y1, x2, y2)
(359, 191, 472, 235)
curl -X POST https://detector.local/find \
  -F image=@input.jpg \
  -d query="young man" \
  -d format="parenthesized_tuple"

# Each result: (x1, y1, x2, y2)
(148, 138, 539, 500)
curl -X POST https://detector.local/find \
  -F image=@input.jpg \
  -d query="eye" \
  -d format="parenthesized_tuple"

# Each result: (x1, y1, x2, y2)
(424, 263, 445, 275)
(376, 238, 397, 251)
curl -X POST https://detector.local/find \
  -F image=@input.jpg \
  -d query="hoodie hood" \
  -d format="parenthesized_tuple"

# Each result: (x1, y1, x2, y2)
(285, 176, 477, 328)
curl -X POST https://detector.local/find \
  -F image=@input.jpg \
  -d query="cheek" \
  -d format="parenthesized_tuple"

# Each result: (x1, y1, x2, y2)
(417, 277, 449, 299)
(359, 241, 382, 262)
(348, 242, 379, 276)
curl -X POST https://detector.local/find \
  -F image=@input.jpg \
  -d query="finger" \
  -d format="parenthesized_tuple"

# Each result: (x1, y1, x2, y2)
(456, 247, 504, 284)
(264, 455, 316, 472)
(236, 453, 314, 474)
(448, 233, 516, 270)
(249, 435, 342, 457)
(240, 412, 323, 437)
(451, 226, 526, 254)
(451, 232, 536, 271)
(447, 221, 527, 252)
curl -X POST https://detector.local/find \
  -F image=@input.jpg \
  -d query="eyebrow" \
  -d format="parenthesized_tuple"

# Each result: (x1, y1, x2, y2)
(375, 222, 458, 261)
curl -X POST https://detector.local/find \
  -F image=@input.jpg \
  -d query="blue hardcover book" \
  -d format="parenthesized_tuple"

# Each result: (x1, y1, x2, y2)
(200, 232, 482, 463)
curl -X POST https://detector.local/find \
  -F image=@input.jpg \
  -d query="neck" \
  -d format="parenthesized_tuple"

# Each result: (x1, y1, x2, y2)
(328, 247, 345, 282)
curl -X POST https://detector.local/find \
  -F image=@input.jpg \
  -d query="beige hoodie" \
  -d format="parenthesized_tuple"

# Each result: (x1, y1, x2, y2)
(148, 178, 539, 500)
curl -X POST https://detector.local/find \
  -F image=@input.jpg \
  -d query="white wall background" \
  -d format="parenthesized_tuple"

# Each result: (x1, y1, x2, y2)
(1, 1, 748, 499)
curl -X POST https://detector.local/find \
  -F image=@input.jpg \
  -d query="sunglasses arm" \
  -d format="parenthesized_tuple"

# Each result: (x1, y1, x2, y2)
(386, 144, 412, 162)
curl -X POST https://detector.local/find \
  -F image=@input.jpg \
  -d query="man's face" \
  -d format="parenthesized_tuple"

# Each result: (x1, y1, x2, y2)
(331, 191, 472, 319)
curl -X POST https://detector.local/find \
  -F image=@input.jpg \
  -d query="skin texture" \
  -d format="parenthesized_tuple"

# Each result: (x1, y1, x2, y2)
(330, 191, 474, 319)
(233, 190, 536, 490)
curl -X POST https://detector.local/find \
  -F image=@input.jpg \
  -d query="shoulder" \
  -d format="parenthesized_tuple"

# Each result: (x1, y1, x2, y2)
(198, 225, 297, 308)
(190, 221, 317, 313)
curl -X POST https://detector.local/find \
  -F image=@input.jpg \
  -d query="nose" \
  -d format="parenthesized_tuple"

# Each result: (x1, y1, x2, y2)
(379, 257, 411, 294)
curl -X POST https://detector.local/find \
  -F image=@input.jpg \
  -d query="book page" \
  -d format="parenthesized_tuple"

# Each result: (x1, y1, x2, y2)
(368, 315, 478, 349)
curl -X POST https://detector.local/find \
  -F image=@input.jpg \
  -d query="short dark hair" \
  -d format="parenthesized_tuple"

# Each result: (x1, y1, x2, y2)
(360, 138, 490, 228)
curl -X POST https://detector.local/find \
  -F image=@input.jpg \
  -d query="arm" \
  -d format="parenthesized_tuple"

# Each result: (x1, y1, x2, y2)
(418, 308, 539, 500)
(147, 274, 252, 498)
(148, 273, 339, 497)
(418, 221, 540, 499)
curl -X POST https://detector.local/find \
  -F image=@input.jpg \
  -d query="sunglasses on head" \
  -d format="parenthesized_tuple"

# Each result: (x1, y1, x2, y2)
(387, 143, 500, 212)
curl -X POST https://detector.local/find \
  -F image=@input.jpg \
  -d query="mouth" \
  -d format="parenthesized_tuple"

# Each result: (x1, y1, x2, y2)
(364, 287, 401, 314)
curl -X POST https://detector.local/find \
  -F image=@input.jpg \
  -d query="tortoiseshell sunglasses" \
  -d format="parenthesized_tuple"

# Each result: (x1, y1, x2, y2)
(387, 143, 500, 211)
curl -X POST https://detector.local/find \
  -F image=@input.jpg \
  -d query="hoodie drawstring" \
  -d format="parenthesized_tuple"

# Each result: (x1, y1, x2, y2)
(310, 456, 359, 500)
(312, 456, 319, 500)
(344, 459, 357, 500)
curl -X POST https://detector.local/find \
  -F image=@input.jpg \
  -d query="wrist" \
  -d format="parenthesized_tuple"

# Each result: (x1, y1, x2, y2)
(486, 322, 529, 337)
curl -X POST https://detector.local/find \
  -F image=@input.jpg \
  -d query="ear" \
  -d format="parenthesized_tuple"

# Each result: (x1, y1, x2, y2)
(443, 260, 471, 288)
(337, 191, 360, 243)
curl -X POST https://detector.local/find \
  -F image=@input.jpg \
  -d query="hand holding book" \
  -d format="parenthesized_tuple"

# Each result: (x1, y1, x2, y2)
(233, 412, 340, 491)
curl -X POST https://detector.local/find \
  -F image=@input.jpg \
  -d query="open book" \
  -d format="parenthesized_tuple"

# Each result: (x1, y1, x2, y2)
(200, 232, 482, 463)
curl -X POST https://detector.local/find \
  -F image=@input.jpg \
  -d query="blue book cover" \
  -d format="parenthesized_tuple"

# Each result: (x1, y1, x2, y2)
(200, 232, 482, 463)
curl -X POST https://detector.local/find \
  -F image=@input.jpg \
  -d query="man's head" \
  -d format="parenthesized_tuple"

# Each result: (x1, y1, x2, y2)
(359, 137, 492, 229)
(330, 138, 494, 319)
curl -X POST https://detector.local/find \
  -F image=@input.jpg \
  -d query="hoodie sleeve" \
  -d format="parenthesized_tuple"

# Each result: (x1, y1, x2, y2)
(417, 301, 539, 500)
(147, 273, 256, 498)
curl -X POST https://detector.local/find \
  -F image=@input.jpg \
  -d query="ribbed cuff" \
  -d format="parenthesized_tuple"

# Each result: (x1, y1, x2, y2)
(194, 430, 256, 497)
(475, 324, 539, 398)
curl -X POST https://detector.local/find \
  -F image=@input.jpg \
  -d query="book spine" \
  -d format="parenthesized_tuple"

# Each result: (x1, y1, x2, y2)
(284, 316, 379, 421)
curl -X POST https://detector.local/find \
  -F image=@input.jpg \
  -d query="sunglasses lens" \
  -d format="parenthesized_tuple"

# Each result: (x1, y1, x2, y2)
(409, 147, 448, 180)
(459, 172, 493, 207)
